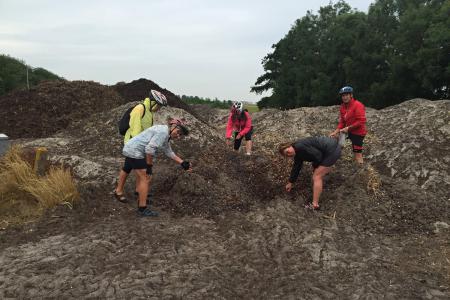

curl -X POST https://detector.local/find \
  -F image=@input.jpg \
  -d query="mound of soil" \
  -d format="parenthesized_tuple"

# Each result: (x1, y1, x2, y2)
(1, 97, 449, 298)
(367, 99, 450, 199)
(250, 98, 450, 200)
(0, 80, 125, 139)
(0, 78, 199, 140)
(59, 103, 220, 158)
(189, 104, 229, 126)
(17, 98, 449, 233)
(113, 78, 204, 122)
(114, 78, 184, 108)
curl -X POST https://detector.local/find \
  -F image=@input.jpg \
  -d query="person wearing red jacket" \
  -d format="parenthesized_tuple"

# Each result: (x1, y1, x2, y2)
(226, 101, 253, 155)
(330, 86, 367, 164)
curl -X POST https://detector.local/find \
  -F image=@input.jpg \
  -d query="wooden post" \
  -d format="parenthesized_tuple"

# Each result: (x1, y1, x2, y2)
(33, 147, 48, 176)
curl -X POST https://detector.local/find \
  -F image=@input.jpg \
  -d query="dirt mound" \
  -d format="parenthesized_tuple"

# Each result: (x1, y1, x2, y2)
(189, 104, 228, 125)
(154, 145, 281, 217)
(0, 80, 125, 139)
(59, 103, 220, 158)
(367, 99, 450, 199)
(16, 103, 221, 197)
(0, 78, 207, 140)
(113, 78, 204, 122)
(2, 98, 449, 298)
(114, 78, 182, 108)
(16, 98, 448, 235)
(250, 98, 450, 200)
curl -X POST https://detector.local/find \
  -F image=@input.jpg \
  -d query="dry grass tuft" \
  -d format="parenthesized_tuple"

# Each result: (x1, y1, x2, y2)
(0, 145, 79, 227)
(366, 164, 383, 198)
(23, 167, 79, 209)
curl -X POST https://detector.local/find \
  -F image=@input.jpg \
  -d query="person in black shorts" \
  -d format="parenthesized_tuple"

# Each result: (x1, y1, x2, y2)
(278, 136, 341, 210)
(114, 118, 191, 217)
(330, 86, 367, 164)
(232, 128, 253, 152)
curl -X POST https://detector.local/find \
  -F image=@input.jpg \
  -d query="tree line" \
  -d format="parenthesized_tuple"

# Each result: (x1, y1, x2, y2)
(251, 0, 449, 109)
(0, 54, 61, 96)
(181, 95, 233, 109)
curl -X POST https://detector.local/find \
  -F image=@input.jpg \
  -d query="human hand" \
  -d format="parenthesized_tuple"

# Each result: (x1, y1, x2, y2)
(180, 161, 192, 172)
(329, 130, 338, 138)
(146, 164, 153, 175)
(226, 139, 231, 146)
(340, 127, 349, 133)
(285, 182, 293, 192)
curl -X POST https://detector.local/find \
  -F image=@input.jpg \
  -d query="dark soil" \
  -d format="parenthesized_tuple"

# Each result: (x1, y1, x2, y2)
(0, 80, 125, 139)
(0, 78, 196, 139)
(114, 78, 206, 123)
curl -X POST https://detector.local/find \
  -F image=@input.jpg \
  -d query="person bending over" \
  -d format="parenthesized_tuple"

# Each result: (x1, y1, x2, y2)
(279, 136, 341, 210)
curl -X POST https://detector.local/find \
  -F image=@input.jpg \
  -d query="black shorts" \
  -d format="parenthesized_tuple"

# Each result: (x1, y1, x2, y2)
(320, 145, 341, 167)
(234, 127, 253, 150)
(348, 133, 365, 153)
(122, 157, 149, 174)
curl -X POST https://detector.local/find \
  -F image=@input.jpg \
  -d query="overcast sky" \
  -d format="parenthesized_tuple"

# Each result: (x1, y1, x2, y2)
(0, 0, 373, 102)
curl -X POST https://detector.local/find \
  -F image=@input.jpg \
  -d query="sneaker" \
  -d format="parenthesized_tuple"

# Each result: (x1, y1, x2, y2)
(137, 208, 159, 217)
(304, 203, 320, 211)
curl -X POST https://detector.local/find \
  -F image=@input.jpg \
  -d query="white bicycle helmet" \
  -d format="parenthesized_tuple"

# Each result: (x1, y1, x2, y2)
(232, 101, 244, 113)
(150, 90, 168, 106)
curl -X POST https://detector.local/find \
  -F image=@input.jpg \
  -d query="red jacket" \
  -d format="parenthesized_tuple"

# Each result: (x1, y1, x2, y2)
(226, 111, 252, 138)
(337, 98, 367, 136)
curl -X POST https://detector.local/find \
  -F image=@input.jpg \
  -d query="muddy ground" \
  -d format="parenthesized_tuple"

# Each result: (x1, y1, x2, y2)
(0, 98, 449, 299)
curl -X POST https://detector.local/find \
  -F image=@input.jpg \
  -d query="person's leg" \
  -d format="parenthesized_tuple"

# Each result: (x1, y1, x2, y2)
(234, 136, 243, 152)
(354, 152, 363, 164)
(312, 166, 332, 208)
(135, 169, 149, 208)
(349, 133, 364, 164)
(144, 170, 153, 205)
(245, 140, 252, 155)
(244, 128, 253, 155)
(115, 158, 132, 195)
(115, 171, 128, 195)
(135, 173, 141, 195)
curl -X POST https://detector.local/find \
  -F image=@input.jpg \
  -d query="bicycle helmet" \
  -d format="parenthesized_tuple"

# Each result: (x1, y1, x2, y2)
(231, 101, 244, 113)
(339, 86, 353, 95)
(150, 90, 168, 106)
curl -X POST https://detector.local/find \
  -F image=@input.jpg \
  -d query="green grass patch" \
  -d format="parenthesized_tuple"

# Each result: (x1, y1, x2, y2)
(245, 103, 260, 113)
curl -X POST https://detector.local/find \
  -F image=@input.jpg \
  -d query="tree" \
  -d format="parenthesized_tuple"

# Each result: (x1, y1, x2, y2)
(252, 0, 449, 109)
(0, 54, 61, 96)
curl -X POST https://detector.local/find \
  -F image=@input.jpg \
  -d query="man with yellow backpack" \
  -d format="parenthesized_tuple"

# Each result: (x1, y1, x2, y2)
(115, 90, 168, 203)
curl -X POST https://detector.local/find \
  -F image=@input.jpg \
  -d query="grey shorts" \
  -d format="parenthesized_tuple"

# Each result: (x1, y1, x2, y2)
(320, 145, 341, 167)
